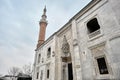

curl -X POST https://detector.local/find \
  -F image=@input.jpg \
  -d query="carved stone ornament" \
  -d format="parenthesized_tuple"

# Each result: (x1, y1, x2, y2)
(61, 57, 71, 62)
(62, 35, 70, 56)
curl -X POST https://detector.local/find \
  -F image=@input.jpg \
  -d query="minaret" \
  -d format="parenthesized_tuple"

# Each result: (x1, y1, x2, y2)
(37, 6, 48, 48)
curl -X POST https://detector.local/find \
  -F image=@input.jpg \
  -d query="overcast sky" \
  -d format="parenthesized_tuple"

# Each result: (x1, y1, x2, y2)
(0, 0, 91, 75)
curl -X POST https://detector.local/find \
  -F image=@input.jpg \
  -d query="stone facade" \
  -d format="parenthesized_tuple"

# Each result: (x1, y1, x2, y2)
(33, 0, 120, 80)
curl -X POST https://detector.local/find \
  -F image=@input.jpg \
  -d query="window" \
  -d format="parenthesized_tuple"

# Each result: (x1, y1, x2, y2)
(47, 69, 49, 78)
(40, 70, 43, 80)
(42, 58, 44, 63)
(97, 57, 109, 74)
(87, 18, 101, 38)
(87, 18, 100, 33)
(47, 47, 51, 58)
(38, 54, 41, 63)
(36, 72, 39, 79)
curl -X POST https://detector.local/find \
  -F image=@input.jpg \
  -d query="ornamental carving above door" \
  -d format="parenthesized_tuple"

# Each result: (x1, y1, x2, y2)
(61, 35, 70, 56)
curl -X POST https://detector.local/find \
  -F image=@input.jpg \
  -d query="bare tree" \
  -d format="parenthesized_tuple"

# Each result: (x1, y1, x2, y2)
(22, 63, 32, 76)
(8, 67, 22, 76)
(0, 74, 3, 77)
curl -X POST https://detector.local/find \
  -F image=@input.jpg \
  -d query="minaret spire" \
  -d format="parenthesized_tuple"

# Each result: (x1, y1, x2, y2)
(37, 6, 48, 48)
(40, 6, 47, 23)
(43, 5, 46, 15)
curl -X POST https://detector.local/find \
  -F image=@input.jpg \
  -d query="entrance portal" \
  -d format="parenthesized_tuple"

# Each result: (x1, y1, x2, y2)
(68, 63, 73, 80)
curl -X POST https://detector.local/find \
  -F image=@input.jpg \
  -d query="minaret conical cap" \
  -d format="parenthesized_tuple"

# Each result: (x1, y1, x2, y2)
(40, 6, 47, 24)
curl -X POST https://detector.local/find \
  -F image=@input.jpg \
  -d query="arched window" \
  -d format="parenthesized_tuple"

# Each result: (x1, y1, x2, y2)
(46, 64, 50, 79)
(87, 18, 100, 34)
(36, 72, 39, 79)
(47, 69, 49, 78)
(38, 54, 41, 63)
(47, 47, 51, 58)
(42, 58, 44, 63)
(40, 70, 43, 80)
(36, 67, 39, 79)
(87, 18, 101, 38)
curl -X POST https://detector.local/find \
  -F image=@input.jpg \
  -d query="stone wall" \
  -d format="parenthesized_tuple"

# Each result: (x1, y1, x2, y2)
(76, 0, 120, 79)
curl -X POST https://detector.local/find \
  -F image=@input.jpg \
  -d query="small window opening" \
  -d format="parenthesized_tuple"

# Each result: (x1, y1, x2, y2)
(87, 18, 100, 34)
(47, 69, 49, 78)
(38, 54, 41, 63)
(47, 47, 51, 58)
(40, 70, 43, 80)
(42, 58, 44, 63)
(36, 72, 39, 79)
(97, 57, 109, 74)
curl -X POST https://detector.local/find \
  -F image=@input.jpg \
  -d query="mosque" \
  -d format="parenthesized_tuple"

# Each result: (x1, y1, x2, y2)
(32, 0, 120, 80)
